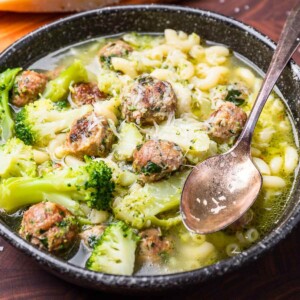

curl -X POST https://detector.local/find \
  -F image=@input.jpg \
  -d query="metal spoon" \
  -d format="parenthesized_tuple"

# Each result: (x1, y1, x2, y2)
(181, 4, 300, 234)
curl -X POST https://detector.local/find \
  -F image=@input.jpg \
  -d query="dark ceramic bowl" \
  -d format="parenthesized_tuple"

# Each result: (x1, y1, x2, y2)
(0, 5, 300, 293)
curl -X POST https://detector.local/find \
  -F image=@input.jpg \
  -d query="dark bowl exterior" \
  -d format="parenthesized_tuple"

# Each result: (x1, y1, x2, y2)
(0, 5, 300, 293)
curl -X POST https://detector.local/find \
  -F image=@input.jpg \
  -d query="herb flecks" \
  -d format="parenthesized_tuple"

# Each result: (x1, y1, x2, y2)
(225, 89, 245, 106)
(141, 161, 162, 175)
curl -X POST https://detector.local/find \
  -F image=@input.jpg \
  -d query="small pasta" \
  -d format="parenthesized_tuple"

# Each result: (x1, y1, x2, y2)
(167, 49, 187, 65)
(235, 67, 255, 87)
(262, 175, 286, 189)
(111, 57, 137, 78)
(226, 243, 241, 257)
(64, 155, 85, 167)
(244, 228, 260, 243)
(146, 44, 174, 60)
(172, 82, 192, 115)
(269, 156, 283, 175)
(88, 209, 109, 224)
(178, 60, 195, 80)
(150, 69, 178, 81)
(93, 98, 119, 124)
(33, 150, 50, 164)
(253, 157, 271, 175)
(189, 45, 205, 61)
(272, 98, 285, 113)
(257, 127, 275, 144)
(205, 45, 229, 66)
(191, 66, 229, 90)
(47, 133, 67, 160)
(165, 29, 200, 52)
(284, 146, 299, 174)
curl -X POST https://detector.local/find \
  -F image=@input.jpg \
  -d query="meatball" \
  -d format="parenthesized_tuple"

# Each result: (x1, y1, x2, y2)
(133, 139, 184, 182)
(19, 202, 78, 252)
(122, 76, 177, 125)
(65, 111, 115, 158)
(70, 82, 107, 106)
(11, 70, 48, 107)
(208, 102, 247, 142)
(99, 40, 133, 63)
(80, 225, 106, 248)
(138, 228, 173, 264)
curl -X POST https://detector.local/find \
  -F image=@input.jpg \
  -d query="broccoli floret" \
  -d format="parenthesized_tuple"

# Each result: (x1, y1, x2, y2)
(113, 171, 188, 229)
(15, 98, 92, 146)
(0, 160, 115, 214)
(0, 68, 22, 142)
(43, 60, 88, 102)
(0, 137, 37, 179)
(54, 100, 70, 110)
(86, 221, 139, 275)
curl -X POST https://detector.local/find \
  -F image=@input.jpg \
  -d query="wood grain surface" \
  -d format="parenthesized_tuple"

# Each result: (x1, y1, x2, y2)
(1, 0, 300, 299)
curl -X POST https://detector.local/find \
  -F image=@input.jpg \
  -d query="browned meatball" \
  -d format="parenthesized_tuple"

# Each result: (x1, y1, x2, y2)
(138, 228, 173, 264)
(80, 225, 106, 248)
(208, 102, 247, 142)
(11, 70, 48, 107)
(99, 40, 133, 64)
(19, 202, 78, 252)
(133, 139, 184, 183)
(70, 82, 107, 106)
(65, 111, 115, 158)
(122, 76, 177, 125)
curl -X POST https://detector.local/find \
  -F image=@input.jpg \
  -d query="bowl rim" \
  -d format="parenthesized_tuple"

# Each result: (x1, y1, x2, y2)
(1, 4, 300, 290)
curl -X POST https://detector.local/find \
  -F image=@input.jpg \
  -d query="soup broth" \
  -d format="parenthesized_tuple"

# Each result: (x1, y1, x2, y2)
(0, 30, 298, 276)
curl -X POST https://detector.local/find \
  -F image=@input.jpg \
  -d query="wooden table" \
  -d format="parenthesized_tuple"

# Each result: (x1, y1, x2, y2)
(1, 0, 300, 299)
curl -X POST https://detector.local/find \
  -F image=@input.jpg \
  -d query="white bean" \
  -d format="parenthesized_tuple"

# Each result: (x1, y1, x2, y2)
(253, 157, 270, 175)
(263, 175, 286, 189)
(269, 156, 283, 175)
(284, 146, 299, 174)
(235, 67, 255, 87)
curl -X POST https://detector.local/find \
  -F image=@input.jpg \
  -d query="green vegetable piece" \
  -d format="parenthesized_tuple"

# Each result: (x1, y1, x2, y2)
(113, 171, 189, 229)
(0, 160, 115, 214)
(43, 60, 88, 102)
(0, 137, 37, 179)
(86, 221, 139, 275)
(0, 68, 22, 142)
(15, 98, 92, 146)
(225, 89, 245, 106)
(141, 161, 162, 175)
(113, 122, 144, 161)
(54, 100, 69, 110)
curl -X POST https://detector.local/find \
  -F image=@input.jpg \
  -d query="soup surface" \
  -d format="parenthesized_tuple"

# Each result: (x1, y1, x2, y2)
(0, 30, 298, 276)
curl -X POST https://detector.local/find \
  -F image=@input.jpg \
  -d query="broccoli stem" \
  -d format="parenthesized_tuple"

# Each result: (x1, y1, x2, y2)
(0, 160, 115, 215)
(0, 68, 22, 142)
(0, 176, 83, 213)
(43, 60, 88, 102)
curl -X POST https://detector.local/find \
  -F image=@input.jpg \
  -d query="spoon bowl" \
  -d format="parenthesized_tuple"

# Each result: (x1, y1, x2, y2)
(181, 143, 262, 234)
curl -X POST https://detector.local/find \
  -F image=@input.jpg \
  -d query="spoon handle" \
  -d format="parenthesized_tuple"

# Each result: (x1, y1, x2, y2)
(237, 4, 300, 147)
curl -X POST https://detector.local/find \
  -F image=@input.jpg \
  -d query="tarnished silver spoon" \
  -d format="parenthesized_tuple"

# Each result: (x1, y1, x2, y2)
(181, 4, 300, 234)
